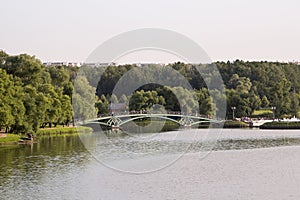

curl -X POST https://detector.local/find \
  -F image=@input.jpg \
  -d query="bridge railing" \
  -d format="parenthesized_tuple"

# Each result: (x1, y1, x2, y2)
(96, 110, 213, 119)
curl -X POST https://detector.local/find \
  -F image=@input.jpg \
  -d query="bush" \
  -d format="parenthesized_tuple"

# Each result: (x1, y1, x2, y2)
(260, 121, 300, 129)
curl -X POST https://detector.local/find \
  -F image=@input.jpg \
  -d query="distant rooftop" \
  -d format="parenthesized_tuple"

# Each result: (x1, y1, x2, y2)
(43, 62, 119, 67)
(43, 62, 82, 67)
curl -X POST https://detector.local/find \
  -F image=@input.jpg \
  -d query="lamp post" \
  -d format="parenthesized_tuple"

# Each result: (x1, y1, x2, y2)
(271, 106, 276, 121)
(231, 106, 236, 120)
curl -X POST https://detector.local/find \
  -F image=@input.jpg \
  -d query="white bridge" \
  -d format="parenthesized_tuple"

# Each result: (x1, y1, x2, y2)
(78, 113, 223, 129)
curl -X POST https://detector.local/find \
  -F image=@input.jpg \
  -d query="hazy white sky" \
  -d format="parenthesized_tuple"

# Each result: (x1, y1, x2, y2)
(0, 0, 299, 63)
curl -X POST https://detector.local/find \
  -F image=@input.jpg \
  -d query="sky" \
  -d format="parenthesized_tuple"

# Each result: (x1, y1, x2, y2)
(0, 0, 299, 63)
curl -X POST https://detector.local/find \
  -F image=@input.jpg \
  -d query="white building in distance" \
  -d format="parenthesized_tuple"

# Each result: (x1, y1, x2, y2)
(43, 62, 82, 67)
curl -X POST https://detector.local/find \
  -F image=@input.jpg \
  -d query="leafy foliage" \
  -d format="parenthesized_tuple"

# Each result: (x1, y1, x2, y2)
(0, 51, 77, 133)
(95, 60, 300, 118)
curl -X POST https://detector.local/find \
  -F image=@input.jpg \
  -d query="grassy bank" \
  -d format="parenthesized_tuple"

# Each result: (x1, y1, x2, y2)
(260, 121, 300, 129)
(197, 121, 249, 128)
(0, 126, 93, 145)
(0, 134, 20, 145)
(36, 126, 93, 136)
(223, 121, 249, 128)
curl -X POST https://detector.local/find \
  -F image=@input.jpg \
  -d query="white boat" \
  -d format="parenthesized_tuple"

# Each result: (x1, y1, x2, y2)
(250, 119, 273, 127)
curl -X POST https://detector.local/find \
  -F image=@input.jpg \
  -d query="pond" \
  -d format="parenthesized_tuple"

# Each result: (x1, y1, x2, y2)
(1, 129, 300, 199)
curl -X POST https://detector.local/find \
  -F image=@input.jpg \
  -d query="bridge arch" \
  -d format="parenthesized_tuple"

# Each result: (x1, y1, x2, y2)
(190, 120, 222, 127)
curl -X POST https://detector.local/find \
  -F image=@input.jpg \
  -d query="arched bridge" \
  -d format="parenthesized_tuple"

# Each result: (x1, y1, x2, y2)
(78, 113, 223, 128)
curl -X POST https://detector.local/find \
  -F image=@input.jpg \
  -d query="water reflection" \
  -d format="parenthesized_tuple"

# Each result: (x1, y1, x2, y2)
(0, 134, 90, 199)
(79, 129, 300, 159)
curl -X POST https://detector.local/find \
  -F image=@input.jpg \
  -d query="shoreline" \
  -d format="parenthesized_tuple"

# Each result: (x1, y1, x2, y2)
(0, 126, 93, 145)
(2, 124, 300, 146)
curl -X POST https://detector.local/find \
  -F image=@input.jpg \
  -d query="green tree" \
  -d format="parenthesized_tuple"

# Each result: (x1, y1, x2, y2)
(196, 88, 216, 116)
(261, 95, 270, 108)
(73, 75, 97, 121)
(2, 54, 44, 86)
(0, 69, 25, 133)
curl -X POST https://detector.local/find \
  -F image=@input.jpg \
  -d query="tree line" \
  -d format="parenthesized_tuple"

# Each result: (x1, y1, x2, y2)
(2, 51, 300, 133)
(93, 61, 300, 119)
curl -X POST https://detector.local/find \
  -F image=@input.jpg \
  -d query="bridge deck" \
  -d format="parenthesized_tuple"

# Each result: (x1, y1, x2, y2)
(78, 113, 223, 128)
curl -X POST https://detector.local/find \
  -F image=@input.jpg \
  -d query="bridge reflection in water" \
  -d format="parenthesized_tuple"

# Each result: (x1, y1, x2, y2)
(78, 113, 223, 130)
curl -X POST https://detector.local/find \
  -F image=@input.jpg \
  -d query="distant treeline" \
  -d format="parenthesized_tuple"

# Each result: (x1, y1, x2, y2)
(1, 50, 300, 133)
(92, 61, 300, 119)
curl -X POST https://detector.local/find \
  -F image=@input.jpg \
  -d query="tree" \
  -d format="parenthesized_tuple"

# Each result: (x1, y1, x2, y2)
(196, 88, 216, 116)
(2, 54, 44, 86)
(59, 95, 73, 126)
(0, 50, 8, 65)
(249, 91, 261, 115)
(0, 69, 25, 133)
(0, 53, 78, 132)
(261, 96, 270, 108)
(129, 90, 146, 111)
(73, 75, 97, 121)
(119, 94, 128, 103)
(110, 94, 119, 103)
(128, 90, 166, 112)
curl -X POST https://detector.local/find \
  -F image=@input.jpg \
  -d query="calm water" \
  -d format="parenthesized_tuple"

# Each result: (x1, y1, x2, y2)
(1, 129, 300, 199)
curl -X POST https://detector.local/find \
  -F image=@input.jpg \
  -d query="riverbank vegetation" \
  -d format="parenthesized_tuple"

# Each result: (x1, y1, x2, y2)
(223, 121, 249, 128)
(0, 134, 20, 145)
(2, 50, 300, 134)
(0, 126, 93, 144)
(36, 126, 93, 136)
(260, 121, 300, 129)
(251, 109, 273, 118)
